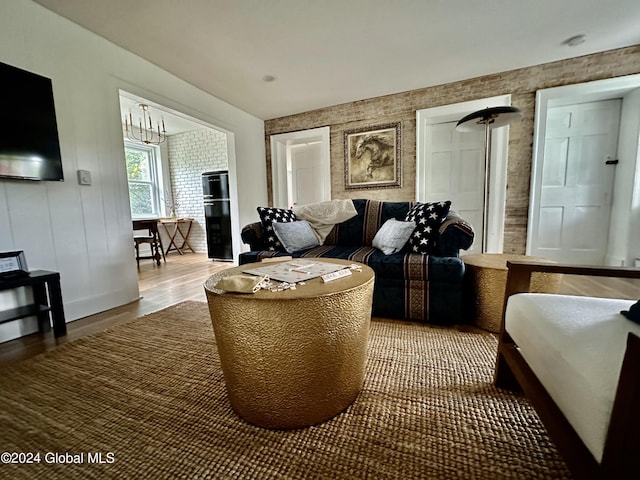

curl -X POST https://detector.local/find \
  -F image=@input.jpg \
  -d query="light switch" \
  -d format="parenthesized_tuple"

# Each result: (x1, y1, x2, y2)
(77, 170, 92, 186)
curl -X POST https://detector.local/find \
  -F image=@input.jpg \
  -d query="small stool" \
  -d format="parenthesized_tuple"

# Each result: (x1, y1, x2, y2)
(463, 254, 563, 333)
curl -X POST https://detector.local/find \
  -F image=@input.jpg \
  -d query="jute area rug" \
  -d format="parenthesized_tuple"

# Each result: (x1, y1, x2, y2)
(0, 301, 572, 479)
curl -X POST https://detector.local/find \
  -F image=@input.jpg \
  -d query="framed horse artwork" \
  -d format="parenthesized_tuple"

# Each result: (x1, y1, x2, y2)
(343, 122, 401, 189)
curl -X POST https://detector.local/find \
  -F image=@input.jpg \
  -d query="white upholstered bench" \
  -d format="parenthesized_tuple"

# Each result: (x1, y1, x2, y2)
(494, 261, 640, 480)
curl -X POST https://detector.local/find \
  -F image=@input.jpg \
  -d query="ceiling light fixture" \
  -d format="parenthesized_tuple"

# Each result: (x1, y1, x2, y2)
(124, 103, 167, 145)
(563, 34, 586, 47)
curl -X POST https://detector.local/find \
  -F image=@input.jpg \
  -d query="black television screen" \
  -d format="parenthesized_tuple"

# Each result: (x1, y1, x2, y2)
(0, 61, 64, 181)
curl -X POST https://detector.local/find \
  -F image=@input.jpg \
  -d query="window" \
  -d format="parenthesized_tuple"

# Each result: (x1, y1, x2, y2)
(125, 143, 161, 218)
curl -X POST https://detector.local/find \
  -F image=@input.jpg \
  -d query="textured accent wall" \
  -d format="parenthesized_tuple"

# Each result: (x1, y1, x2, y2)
(167, 129, 228, 253)
(264, 46, 640, 254)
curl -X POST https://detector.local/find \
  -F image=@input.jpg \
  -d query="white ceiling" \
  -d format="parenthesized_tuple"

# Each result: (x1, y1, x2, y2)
(35, 0, 640, 120)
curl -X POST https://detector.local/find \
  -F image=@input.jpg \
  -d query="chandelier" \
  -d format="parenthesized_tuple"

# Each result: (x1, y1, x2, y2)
(124, 103, 167, 145)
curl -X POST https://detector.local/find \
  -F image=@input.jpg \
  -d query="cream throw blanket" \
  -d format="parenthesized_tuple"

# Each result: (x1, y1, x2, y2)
(293, 200, 357, 244)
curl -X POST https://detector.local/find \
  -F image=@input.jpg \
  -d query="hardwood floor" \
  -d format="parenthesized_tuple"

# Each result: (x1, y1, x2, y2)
(0, 253, 638, 366)
(0, 253, 234, 366)
(557, 273, 640, 299)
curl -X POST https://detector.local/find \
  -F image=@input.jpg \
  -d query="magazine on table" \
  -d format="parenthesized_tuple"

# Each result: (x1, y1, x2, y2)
(243, 259, 348, 283)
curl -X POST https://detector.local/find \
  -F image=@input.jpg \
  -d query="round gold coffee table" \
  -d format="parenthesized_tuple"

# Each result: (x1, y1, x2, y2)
(463, 253, 562, 333)
(204, 258, 374, 429)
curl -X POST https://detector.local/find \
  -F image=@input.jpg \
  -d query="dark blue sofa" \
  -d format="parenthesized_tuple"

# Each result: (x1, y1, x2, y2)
(239, 199, 474, 325)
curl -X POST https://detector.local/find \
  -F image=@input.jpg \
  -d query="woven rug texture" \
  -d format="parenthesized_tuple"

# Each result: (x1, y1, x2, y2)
(0, 301, 572, 479)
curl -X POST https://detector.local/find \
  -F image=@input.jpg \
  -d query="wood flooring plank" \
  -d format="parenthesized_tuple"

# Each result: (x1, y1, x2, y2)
(557, 274, 640, 299)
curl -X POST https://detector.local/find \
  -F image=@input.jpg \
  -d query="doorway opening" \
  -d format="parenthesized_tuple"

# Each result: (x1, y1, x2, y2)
(416, 95, 512, 253)
(270, 127, 331, 209)
(528, 74, 640, 266)
(119, 90, 240, 266)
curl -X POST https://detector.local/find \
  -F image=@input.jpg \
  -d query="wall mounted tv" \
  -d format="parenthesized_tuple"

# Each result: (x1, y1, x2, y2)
(0, 61, 64, 181)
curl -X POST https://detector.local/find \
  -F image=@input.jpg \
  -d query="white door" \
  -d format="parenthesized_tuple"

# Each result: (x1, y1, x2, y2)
(424, 121, 485, 253)
(417, 95, 512, 254)
(288, 142, 324, 207)
(530, 99, 621, 264)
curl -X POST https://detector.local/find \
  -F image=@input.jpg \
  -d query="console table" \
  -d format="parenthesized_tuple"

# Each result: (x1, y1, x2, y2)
(160, 218, 195, 255)
(0, 270, 67, 337)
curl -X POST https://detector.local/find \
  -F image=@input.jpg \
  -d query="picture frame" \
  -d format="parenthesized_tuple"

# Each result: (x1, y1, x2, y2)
(344, 122, 401, 190)
(0, 250, 29, 277)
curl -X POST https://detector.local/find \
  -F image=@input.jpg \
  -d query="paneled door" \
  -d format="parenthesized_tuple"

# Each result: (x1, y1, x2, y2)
(529, 99, 621, 264)
(417, 95, 512, 254)
(423, 121, 485, 253)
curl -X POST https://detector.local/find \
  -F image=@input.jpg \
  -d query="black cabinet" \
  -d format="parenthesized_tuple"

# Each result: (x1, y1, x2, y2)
(0, 270, 66, 337)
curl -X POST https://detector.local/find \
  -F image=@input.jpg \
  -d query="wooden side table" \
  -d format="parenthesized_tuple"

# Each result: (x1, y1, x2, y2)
(463, 254, 563, 333)
(160, 218, 195, 255)
(0, 270, 66, 337)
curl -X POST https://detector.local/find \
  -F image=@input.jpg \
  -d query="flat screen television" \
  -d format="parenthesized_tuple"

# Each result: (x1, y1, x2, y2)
(0, 61, 64, 181)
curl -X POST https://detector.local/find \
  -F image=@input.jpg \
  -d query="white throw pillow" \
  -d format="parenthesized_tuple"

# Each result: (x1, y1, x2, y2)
(372, 218, 415, 255)
(272, 220, 320, 253)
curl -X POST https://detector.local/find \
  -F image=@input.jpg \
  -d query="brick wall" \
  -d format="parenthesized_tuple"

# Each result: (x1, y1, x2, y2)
(264, 45, 640, 254)
(167, 129, 228, 253)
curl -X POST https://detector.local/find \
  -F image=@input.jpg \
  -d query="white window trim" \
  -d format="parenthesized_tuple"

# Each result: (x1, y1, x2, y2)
(125, 141, 165, 219)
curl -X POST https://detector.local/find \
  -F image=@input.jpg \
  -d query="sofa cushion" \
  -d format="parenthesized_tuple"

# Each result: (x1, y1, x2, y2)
(272, 220, 320, 253)
(506, 294, 638, 462)
(326, 199, 413, 247)
(405, 201, 451, 254)
(257, 206, 297, 251)
(372, 218, 415, 255)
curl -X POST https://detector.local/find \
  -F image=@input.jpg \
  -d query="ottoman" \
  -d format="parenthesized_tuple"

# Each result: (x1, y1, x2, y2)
(204, 259, 374, 429)
(463, 253, 563, 333)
